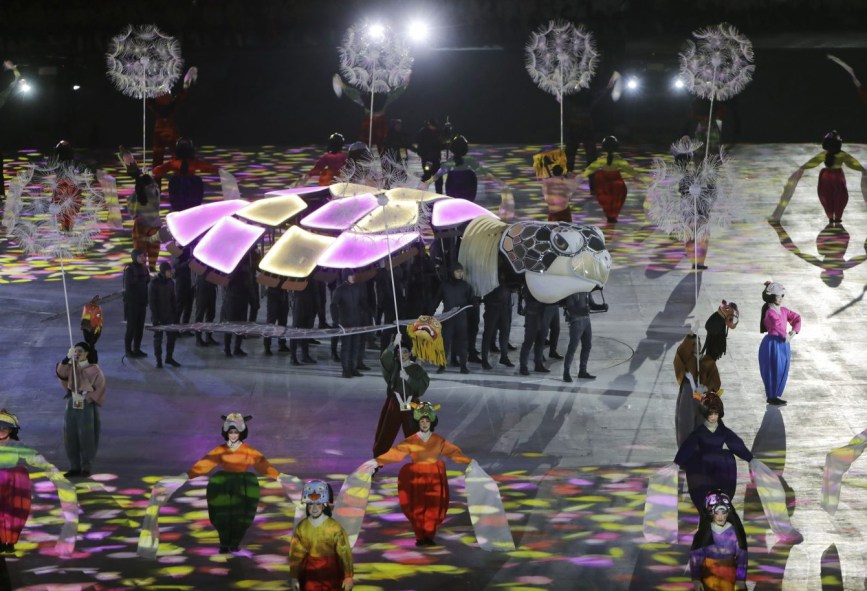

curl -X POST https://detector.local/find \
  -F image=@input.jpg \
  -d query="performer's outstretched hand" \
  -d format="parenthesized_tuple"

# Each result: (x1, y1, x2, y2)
(342, 577, 354, 590)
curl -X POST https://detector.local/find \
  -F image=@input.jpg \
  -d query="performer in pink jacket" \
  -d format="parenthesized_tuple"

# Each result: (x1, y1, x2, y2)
(758, 282, 801, 406)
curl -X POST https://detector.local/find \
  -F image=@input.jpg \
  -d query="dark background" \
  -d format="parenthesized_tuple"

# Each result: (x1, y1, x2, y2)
(1, 0, 866, 151)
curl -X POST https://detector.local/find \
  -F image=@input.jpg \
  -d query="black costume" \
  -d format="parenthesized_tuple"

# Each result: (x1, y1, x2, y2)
(194, 274, 218, 346)
(173, 247, 194, 325)
(481, 284, 513, 369)
(289, 280, 319, 363)
(331, 276, 371, 377)
(415, 121, 444, 194)
(434, 270, 476, 373)
(222, 256, 252, 356)
(123, 250, 150, 356)
(263, 286, 290, 355)
(518, 286, 547, 373)
(149, 263, 179, 367)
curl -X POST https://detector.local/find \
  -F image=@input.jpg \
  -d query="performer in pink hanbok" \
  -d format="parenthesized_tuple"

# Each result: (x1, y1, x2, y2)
(758, 282, 801, 406)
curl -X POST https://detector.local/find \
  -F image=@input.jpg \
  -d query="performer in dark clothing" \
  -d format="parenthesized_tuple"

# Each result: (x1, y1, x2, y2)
(173, 246, 195, 326)
(331, 271, 371, 378)
(518, 286, 547, 375)
(702, 300, 739, 361)
(541, 302, 562, 362)
(222, 255, 252, 357)
(674, 395, 753, 514)
(375, 265, 407, 352)
(404, 247, 439, 320)
(433, 263, 475, 374)
(194, 273, 219, 347)
(263, 286, 290, 356)
(480, 284, 514, 370)
(415, 119, 445, 194)
(289, 281, 319, 364)
(123, 249, 150, 358)
(372, 334, 430, 458)
(560, 292, 597, 382)
(149, 262, 180, 368)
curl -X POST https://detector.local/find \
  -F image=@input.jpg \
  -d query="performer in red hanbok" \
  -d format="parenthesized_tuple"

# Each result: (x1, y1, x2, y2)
(151, 138, 220, 211)
(302, 133, 348, 186)
(147, 66, 197, 167)
(799, 130, 864, 225)
(375, 402, 471, 546)
(582, 136, 638, 223)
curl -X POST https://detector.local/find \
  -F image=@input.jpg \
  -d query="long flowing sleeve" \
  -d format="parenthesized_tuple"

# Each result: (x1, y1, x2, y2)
(614, 155, 638, 178)
(840, 151, 865, 172)
(251, 449, 280, 479)
(333, 522, 354, 580)
(20, 448, 79, 556)
(581, 156, 605, 178)
(376, 439, 412, 465)
(689, 546, 706, 580)
(724, 427, 754, 463)
(801, 152, 825, 170)
(441, 439, 472, 464)
(736, 541, 748, 582)
(187, 445, 225, 478)
(674, 430, 700, 467)
(288, 523, 310, 580)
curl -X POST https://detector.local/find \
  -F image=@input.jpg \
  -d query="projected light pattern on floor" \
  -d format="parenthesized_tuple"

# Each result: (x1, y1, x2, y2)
(1, 460, 834, 590)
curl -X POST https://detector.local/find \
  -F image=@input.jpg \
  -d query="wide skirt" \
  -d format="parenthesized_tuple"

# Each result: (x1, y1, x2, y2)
(593, 170, 627, 220)
(299, 554, 344, 591)
(397, 461, 448, 540)
(0, 466, 31, 544)
(206, 471, 260, 547)
(758, 334, 790, 400)
(818, 167, 848, 221)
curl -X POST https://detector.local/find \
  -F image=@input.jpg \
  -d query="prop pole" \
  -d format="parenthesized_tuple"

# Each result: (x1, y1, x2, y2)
(559, 63, 564, 149)
(59, 256, 79, 394)
(369, 61, 376, 149)
(380, 202, 409, 405)
(142, 95, 147, 171)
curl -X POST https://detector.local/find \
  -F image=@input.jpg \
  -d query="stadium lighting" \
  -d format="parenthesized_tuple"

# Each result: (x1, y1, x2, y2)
(407, 20, 429, 43)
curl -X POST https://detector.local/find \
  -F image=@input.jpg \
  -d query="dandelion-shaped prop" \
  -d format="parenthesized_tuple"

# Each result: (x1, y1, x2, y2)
(525, 20, 599, 149)
(2, 160, 104, 380)
(106, 24, 183, 170)
(647, 137, 737, 375)
(338, 20, 413, 149)
(679, 23, 754, 160)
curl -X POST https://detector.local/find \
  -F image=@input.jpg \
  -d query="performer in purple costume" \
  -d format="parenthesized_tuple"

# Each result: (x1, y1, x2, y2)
(689, 490, 748, 591)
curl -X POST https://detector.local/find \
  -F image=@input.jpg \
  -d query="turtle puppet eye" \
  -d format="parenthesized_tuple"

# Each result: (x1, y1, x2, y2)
(550, 227, 585, 256)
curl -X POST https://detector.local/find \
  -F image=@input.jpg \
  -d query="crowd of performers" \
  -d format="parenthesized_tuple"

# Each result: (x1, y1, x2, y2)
(5, 98, 867, 589)
(656, 279, 802, 590)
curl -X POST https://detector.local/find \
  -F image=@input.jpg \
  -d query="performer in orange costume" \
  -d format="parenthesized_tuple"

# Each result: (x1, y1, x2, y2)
(375, 402, 471, 546)
(184, 413, 282, 552)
